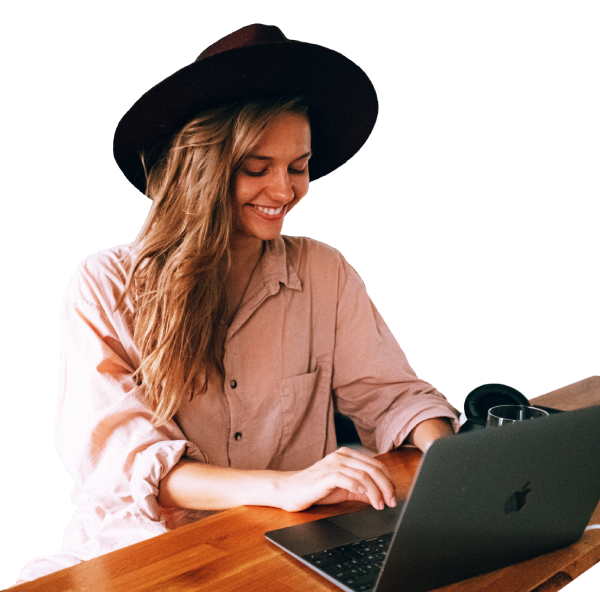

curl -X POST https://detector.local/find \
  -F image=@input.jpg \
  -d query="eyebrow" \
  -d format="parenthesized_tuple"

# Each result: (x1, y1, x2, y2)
(246, 151, 312, 161)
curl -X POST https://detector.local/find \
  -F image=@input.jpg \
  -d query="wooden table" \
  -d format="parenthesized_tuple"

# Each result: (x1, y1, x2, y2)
(11, 377, 600, 592)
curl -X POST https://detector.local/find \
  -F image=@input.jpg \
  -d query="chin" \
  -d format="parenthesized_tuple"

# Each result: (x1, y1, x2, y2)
(251, 224, 285, 242)
(259, 231, 283, 241)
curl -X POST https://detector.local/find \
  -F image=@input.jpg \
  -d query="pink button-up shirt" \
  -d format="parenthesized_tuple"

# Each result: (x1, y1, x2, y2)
(20, 236, 458, 581)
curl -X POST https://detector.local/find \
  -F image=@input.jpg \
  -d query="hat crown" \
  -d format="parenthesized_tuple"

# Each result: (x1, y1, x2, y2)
(197, 24, 289, 61)
(115, 23, 378, 195)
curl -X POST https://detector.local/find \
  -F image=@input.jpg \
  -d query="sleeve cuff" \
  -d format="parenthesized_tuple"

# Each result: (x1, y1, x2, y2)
(378, 400, 461, 453)
(130, 439, 207, 532)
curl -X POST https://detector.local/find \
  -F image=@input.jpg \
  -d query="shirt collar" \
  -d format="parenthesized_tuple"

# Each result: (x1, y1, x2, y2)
(260, 236, 302, 294)
(225, 236, 302, 339)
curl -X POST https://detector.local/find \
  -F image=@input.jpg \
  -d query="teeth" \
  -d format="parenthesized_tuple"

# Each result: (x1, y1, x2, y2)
(255, 205, 282, 215)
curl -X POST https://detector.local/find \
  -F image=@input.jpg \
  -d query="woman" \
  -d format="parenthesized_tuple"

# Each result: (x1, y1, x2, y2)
(18, 24, 458, 583)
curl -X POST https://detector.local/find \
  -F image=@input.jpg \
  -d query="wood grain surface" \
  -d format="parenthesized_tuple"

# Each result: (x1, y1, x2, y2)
(8, 376, 600, 592)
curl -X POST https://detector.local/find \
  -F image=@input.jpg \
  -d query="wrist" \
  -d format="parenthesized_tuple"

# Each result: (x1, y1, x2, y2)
(407, 417, 454, 452)
(267, 471, 296, 511)
(239, 469, 292, 510)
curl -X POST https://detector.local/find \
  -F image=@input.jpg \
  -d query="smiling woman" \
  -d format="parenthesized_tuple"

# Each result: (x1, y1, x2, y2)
(232, 112, 311, 240)
(233, 111, 311, 239)
(228, 107, 311, 323)
(15, 23, 458, 585)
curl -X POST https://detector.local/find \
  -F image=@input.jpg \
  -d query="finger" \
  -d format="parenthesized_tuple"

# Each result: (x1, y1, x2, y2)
(330, 453, 396, 507)
(334, 447, 394, 482)
(315, 450, 396, 506)
(332, 466, 391, 510)
(321, 470, 369, 500)
(330, 455, 395, 506)
(314, 486, 371, 507)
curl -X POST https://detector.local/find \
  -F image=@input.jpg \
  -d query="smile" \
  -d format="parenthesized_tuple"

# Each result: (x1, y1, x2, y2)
(252, 205, 284, 216)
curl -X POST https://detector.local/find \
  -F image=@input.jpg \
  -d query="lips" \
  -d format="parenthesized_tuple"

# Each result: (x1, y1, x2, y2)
(248, 203, 287, 220)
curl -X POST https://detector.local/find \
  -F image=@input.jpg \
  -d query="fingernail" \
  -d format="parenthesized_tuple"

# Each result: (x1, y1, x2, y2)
(389, 498, 397, 507)
(379, 502, 384, 510)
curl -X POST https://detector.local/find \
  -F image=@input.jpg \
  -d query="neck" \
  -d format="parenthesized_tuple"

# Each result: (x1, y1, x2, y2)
(228, 234, 264, 273)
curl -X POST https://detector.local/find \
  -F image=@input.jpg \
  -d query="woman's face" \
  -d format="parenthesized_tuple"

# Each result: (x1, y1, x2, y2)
(232, 111, 311, 244)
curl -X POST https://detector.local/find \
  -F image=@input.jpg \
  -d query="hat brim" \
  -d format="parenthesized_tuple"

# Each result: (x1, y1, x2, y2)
(113, 41, 378, 194)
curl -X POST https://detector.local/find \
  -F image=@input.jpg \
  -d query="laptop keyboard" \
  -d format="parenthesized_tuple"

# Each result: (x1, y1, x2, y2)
(302, 532, 393, 591)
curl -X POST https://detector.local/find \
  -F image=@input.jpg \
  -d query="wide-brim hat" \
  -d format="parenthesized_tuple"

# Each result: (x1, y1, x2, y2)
(113, 24, 378, 196)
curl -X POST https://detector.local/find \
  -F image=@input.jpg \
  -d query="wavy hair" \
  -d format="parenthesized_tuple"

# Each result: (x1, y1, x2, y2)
(120, 96, 308, 426)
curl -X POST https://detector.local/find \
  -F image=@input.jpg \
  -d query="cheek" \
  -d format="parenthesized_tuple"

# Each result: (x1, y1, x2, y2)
(293, 177, 310, 201)
(233, 176, 255, 206)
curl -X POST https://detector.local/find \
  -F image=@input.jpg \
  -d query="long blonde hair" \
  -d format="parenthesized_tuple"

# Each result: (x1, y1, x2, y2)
(121, 96, 308, 426)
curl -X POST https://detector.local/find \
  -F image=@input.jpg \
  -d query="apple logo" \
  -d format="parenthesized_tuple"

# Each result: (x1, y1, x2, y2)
(504, 482, 532, 514)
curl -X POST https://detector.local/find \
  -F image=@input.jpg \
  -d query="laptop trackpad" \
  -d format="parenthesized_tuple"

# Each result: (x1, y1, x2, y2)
(329, 503, 403, 538)
(266, 503, 404, 557)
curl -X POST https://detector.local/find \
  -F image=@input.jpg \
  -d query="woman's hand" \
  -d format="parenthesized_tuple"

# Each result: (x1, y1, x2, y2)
(273, 447, 396, 513)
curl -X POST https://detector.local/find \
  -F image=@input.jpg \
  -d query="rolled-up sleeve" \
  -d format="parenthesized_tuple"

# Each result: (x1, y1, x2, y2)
(331, 255, 460, 452)
(55, 258, 207, 533)
(19, 251, 212, 582)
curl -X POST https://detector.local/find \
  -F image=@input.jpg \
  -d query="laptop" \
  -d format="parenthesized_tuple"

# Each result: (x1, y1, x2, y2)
(266, 405, 600, 592)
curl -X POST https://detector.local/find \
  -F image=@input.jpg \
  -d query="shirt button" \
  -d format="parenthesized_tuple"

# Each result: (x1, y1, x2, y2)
(230, 380, 237, 389)
(235, 432, 242, 441)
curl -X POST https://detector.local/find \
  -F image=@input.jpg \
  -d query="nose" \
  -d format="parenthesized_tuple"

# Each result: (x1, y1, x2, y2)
(264, 168, 294, 204)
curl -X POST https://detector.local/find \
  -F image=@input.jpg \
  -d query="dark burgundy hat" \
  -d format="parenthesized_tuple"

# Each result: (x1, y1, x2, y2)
(113, 24, 378, 195)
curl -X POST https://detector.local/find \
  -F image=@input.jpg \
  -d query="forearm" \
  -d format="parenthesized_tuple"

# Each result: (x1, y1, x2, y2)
(157, 448, 397, 514)
(406, 417, 454, 452)
(157, 458, 284, 511)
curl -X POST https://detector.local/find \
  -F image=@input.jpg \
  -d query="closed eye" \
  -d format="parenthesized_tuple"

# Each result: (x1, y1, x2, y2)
(244, 169, 306, 177)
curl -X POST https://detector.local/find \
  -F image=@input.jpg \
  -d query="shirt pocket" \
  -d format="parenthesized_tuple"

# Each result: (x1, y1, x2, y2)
(276, 363, 333, 469)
